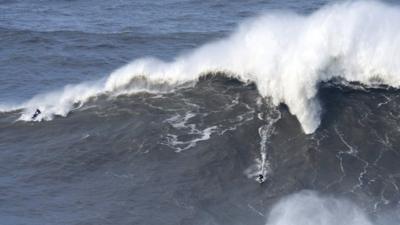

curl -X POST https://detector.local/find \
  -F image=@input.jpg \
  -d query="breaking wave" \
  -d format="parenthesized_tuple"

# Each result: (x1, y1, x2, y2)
(265, 191, 373, 225)
(4, 0, 400, 134)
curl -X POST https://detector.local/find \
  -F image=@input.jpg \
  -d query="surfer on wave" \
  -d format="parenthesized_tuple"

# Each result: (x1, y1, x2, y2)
(258, 174, 264, 183)
(32, 109, 41, 120)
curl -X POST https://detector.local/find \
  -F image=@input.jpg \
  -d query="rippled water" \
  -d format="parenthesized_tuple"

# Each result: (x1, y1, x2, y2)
(2, 1, 400, 225)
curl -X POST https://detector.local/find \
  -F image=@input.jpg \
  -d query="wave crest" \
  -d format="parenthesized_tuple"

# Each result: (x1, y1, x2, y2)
(4, 0, 400, 134)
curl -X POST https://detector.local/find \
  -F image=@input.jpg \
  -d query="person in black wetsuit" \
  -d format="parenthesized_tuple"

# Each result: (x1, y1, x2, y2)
(32, 109, 41, 119)
(258, 174, 264, 183)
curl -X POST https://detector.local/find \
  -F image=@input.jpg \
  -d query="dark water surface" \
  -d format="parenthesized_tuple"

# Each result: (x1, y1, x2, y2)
(2, 1, 400, 225)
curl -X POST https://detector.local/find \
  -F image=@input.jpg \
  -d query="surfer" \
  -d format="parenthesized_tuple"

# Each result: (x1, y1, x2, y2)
(32, 109, 41, 119)
(258, 174, 264, 183)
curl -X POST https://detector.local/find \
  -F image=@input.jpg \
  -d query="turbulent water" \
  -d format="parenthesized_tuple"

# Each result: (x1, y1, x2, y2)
(2, 0, 400, 224)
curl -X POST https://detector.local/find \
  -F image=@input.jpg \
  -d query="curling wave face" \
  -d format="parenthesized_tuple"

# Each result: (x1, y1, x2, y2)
(4, 0, 400, 134)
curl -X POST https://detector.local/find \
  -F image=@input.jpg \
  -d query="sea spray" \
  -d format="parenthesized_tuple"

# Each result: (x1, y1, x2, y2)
(3, 1, 400, 134)
(265, 191, 373, 225)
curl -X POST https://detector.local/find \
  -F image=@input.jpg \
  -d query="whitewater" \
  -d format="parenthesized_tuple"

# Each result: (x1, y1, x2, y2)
(3, 0, 400, 134)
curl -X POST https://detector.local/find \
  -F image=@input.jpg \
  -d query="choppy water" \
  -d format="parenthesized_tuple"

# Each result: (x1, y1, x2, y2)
(2, 1, 400, 225)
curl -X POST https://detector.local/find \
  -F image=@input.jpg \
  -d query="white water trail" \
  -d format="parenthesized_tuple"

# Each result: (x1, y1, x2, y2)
(245, 99, 281, 182)
(258, 105, 281, 182)
(3, 1, 400, 134)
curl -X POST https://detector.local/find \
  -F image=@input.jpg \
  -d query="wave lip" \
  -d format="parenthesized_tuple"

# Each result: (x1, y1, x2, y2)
(4, 0, 400, 134)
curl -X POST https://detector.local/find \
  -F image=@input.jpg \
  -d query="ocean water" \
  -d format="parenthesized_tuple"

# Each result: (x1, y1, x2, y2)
(1, 0, 400, 224)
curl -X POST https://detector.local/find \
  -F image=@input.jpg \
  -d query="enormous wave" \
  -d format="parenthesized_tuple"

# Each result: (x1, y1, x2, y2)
(3, 0, 400, 134)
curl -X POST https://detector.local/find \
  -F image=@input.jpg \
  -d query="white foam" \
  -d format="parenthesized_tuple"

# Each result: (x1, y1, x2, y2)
(163, 112, 218, 152)
(4, 1, 400, 134)
(245, 100, 281, 182)
(265, 191, 373, 225)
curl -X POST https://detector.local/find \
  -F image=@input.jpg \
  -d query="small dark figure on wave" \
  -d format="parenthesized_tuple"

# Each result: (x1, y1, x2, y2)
(32, 109, 41, 120)
(258, 174, 264, 183)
